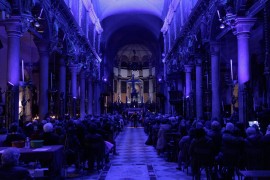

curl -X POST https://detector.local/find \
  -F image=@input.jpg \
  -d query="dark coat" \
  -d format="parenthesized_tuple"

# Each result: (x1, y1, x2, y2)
(0, 165, 33, 180)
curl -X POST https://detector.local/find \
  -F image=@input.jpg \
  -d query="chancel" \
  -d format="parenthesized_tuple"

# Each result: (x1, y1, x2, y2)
(0, 0, 270, 179)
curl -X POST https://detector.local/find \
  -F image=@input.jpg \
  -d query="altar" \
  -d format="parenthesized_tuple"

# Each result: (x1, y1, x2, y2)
(126, 108, 143, 115)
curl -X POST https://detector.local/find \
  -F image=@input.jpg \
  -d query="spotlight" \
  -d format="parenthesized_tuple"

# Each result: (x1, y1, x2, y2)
(219, 23, 225, 29)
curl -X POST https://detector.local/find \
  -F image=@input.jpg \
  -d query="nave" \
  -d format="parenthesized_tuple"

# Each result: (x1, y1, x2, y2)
(68, 124, 195, 180)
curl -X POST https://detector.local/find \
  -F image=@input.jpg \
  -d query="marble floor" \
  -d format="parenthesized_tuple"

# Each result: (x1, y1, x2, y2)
(67, 125, 198, 180)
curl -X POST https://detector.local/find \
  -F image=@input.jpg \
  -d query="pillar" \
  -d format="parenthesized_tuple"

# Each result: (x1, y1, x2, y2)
(234, 18, 256, 123)
(149, 63, 153, 103)
(59, 57, 66, 97)
(35, 40, 50, 121)
(69, 64, 81, 117)
(184, 65, 193, 97)
(5, 18, 22, 123)
(210, 42, 221, 121)
(79, 70, 86, 119)
(195, 58, 203, 120)
(59, 56, 66, 119)
(87, 78, 93, 115)
(94, 81, 101, 116)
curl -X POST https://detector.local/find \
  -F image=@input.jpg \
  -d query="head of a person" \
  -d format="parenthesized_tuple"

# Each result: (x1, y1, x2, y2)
(211, 121, 221, 131)
(1, 148, 20, 166)
(225, 122, 235, 133)
(9, 123, 19, 133)
(246, 127, 256, 137)
(43, 122, 54, 133)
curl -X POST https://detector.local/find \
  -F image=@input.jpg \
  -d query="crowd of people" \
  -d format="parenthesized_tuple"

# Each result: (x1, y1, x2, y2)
(143, 114, 270, 179)
(0, 114, 125, 178)
(0, 112, 270, 179)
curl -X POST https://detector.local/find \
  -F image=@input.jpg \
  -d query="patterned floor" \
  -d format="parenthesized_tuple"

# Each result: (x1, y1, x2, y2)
(67, 125, 195, 180)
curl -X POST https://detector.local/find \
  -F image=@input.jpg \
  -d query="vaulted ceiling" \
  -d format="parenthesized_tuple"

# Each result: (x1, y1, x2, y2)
(92, 0, 168, 70)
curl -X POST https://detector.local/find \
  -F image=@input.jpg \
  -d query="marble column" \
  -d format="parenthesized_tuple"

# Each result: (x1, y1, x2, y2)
(195, 58, 203, 120)
(69, 64, 81, 117)
(97, 33, 101, 53)
(94, 81, 101, 116)
(59, 56, 66, 119)
(59, 57, 66, 97)
(149, 63, 153, 102)
(163, 33, 167, 53)
(80, 70, 86, 119)
(164, 85, 170, 114)
(35, 40, 50, 120)
(210, 42, 221, 121)
(87, 78, 93, 115)
(5, 18, 22, 123)
(184, 65, 193, 97)
(234, 18, 256, 123)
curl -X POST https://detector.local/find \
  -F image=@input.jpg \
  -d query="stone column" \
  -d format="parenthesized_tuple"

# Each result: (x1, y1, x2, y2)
(97, 33, 101, 53)
(94, 81, 101, 116)
(163, 33, 167, 53)
(87, 78, 93, 115)
(59, 57, 66, 97)
(234, 18, 256, 123)
(69, 64, 81, 117)
(149, 63, 153, 103)
(164, 85, 170, 114)
(59, 56, 66, 119)
(35, 40, 50, 120)
(195, 58, 203, 120)
(184, 65, 193, 97)
(80, 70, 86, 119)
(210, 42, 221, 121)
(5, 18, 22, 123)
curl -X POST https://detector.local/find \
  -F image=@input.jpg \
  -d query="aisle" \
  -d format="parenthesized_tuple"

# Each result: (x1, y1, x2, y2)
(98, 126, 192, 180)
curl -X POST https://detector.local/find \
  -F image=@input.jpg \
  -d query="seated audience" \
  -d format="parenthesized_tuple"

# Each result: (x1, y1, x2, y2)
(4, 123, 25, 147)
(0, 147, 33, 179)
(40, 123, 60, 145)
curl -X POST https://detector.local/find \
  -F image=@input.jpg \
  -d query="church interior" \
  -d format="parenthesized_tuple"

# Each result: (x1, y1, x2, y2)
(0, 0, 270, 179)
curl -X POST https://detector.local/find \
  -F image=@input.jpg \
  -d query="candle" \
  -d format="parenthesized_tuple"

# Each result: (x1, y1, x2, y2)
(50, 73, 52, 88)
(22, 60, 24, 82)
(230, 59, 233, 81)
(217, 10, 221, 20)
(253, 98, 256, 111)
(68, 80, 71, 93)
(206, 74, 208, 89)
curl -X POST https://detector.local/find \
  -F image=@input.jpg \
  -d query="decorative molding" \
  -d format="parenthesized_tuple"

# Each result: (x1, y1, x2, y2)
(161, 0, 180, 33)
(82, 0, 103, 34)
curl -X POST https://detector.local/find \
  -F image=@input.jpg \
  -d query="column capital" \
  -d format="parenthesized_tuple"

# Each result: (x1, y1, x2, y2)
(233, 18, 256, 36)
(4, 17, 23, 38)
(34, 39, 50, 55)
(184, 65, 193, 73)
(80, 70, 87, 79)
(210, 42, 220, 55)
(68, 64, 82, 74)
(195, 57, 202, 66)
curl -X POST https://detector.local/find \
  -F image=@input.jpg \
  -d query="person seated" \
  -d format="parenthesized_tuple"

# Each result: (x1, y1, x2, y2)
(4, 123, 25, 147)
(0, 147, 33, 180)
(40, 123, 60, 145)
(0, 126, 7, 147)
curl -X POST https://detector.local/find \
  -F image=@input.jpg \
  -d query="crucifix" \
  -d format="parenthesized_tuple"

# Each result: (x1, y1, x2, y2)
(127, 74, 140, 94)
